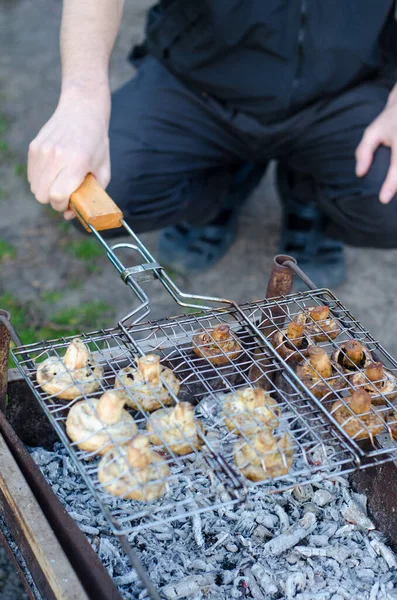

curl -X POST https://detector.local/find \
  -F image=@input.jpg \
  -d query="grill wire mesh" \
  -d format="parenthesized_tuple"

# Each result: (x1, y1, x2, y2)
(11, 288, 397, 535)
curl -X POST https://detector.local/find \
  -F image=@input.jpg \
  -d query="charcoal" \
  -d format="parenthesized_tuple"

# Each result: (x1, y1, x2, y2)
(27, 429, 397, 600)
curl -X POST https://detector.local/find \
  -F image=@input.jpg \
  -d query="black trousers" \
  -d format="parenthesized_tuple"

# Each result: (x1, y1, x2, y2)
(107, 55, 397, 248)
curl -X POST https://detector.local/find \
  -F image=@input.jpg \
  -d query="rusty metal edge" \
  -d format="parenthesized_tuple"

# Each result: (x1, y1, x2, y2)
(0, 311, 11, 414)
(0, 407, 124, 600)
(349, 457, 397, 553)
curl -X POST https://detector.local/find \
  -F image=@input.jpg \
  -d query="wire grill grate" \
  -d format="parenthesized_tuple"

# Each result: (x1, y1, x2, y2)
(11, 290, 397, 535)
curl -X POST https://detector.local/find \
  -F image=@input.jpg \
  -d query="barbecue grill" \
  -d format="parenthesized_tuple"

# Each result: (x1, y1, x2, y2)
(2, 175, 397, 599)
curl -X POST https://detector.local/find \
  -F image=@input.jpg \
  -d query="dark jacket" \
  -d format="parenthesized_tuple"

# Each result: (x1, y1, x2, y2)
(136, 0, 397, 119)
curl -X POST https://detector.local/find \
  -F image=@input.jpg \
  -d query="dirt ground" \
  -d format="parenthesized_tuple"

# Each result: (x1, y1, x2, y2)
(2, 0, 397, 596)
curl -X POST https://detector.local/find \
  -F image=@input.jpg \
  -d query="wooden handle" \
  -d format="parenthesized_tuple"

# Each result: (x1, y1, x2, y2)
(69, 174, 123, 231)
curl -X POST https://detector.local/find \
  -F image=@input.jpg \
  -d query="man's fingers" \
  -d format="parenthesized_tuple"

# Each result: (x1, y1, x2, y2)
(28, 134, 64, 202)
(34, 162, 63, 205)
(48, 169, 88, 213)
(379, 146, 397, 204)
(63, 209, 76, 221)
(355, 126, 382, 177)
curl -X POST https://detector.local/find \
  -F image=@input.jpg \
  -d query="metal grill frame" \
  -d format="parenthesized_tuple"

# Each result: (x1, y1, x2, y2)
(243, 288, 397, 459)
(10, 287, 397, 537)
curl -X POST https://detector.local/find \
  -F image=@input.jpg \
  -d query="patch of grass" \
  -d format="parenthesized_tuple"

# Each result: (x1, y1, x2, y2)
(52, 301, 112, 331)
(41, 291, 63, 304)
(0, 240, 16, 262)
(67, 239, 103, 262)
(0, 293, 33, 335)
(0, 292, 113, 367)
(58, 221, 71, 233)
(67, 278, 84, 291)
(0, 140, 10, 156)
(0, 294, 37, 365)
(14, 162, 27, 179)
(0, 189, 7, 201)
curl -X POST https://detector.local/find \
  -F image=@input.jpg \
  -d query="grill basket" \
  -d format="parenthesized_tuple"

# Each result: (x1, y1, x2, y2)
(8, 175, 397, 599)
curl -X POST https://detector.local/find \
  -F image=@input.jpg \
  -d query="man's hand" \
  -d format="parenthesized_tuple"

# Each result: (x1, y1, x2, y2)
(28, 88, 110, 220)
(356, 85, 397, 204)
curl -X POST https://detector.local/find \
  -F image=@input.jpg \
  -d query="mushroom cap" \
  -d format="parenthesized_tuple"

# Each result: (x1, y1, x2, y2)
(222, 387, 281, 435)
(37, 355, 103, 400)
(296, 352, 345, 400)
(98, 438, 170, 501)
(330, 395, 384, 440)
(115, 360, 180, 412)
(297, 306, 341, 343)
(351, 368, 397, 405)
(192, 324, 242, 365)
(271, 327, 313, 362)
(66, 397, 137, 455)
(234, 431, 293, 481)
(146, 402, 204, 455)
(331, 342, 373, 372)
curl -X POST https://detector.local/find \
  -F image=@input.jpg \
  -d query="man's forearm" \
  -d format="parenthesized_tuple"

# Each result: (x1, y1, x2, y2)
(60, 0, 124, 96)
(28, 0, 124, 211)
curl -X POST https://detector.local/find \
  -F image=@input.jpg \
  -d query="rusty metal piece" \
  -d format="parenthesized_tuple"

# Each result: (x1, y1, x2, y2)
(249, 256, 297, 386)
(262, 254, 297, 335)
(266, 255, 297, 299)
(349, 446, 397, 552)
(0, 310, 11, 413)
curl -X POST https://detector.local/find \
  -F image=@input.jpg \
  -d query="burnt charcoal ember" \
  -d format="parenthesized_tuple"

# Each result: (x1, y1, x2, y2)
(27, 439, 397, 600)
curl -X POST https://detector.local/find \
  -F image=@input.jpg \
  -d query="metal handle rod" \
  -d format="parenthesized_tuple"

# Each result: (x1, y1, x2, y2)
(89, 222, 234, 322)
(121, 220, 234, 308)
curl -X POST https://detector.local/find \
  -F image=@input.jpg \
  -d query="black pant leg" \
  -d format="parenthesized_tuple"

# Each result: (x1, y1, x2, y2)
(284, 79, 397, 248)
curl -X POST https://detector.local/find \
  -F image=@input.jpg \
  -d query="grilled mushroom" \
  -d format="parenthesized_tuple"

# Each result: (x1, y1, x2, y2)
(351, 362, 397, 405)
(115, 354, 180, 412)
(332, 340, 373, 372)
(146, 402, 204, 455)
(98, 435, 170, 501)
(222, 386, 281, 436)
(331, 389, 384, 440)
(192, 324, 242, 365)
(234, 430, 293, 481)
(295, 306, 341, 343)
(296, 346, 345, 399)
(387, 412, 397, 439)
(36, 338, 103, 400)
(66, 390, 137, 455)
(272, 321, 313, 362)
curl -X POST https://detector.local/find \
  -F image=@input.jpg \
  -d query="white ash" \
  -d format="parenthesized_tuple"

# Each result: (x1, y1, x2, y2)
(27, 441, 397, 600)
(26, 392, 397, 600)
